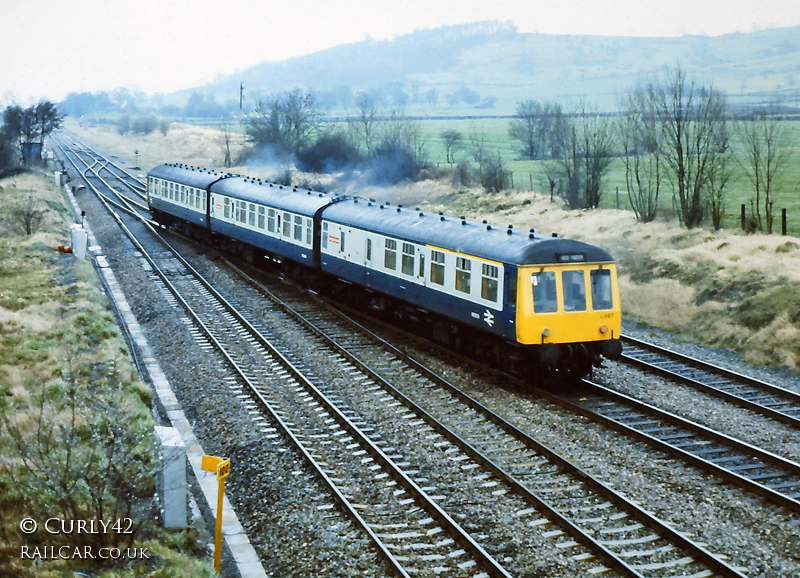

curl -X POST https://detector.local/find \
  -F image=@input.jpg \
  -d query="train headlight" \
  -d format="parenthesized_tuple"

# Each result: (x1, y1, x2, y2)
(599, 324, 608, 334)
(542, 328, 550, 337)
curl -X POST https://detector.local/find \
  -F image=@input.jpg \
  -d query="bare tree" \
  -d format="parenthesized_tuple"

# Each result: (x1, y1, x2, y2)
(219, 121, 236, 167)
(508, 100, 569, 160)
(618, 89, 662, 222)
(348, 93, 379, 157)
(707, 151, 735, 230)
(736, 104, 794, 233)
(245, 89, 320, 157)
(645, 66, 729, 228)
(553, 106, 615, 209)
(441, 129, 463, 163)
(469, 133, 510, 193)
(370, 111, 429, 184)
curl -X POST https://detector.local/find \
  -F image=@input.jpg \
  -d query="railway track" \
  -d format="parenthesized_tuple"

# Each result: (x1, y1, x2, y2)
(54, 136, 515, 577)
(215, 260, 751, 578)
(619, 334, 800, 430)
(553, 381, 800, 513)
(50, 134, 800, 577)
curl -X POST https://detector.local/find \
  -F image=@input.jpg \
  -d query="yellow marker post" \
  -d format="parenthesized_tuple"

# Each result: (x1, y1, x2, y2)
(202, 455, 231, 572)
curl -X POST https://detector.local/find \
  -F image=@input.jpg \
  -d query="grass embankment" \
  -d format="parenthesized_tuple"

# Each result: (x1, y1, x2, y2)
(0, 173, 214, 577)
(67, 120, 800, 372)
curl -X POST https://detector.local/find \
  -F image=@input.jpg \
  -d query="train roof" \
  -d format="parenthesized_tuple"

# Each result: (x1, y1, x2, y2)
(148, 164, 614, 266)
(211, 177, 338, 216)
(148, 164, 225, 190)
(149, 164, 340, 216)
(323, 198, 614, 266)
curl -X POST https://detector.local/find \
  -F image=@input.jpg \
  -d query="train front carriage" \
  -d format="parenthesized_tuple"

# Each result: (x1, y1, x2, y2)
(514, 243, 622, 376)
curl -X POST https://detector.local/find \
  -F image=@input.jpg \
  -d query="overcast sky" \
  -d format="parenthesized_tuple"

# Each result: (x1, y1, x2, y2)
(2, 0, 799, 105)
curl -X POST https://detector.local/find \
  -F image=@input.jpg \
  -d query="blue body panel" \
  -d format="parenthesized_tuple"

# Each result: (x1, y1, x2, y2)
(321, 252, 518, 341)
(209, 218, 316, 266)
(150, 197, 207, 228)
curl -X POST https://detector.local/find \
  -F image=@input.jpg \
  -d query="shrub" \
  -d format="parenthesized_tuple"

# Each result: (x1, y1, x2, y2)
(5, 195, 47, 235)
(116, 115, 130, 135)
(296, 133, 360, 173)
(131, 115, 159, 135)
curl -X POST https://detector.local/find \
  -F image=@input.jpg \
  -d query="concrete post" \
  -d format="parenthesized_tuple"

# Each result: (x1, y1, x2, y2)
(155, 426, 187, 528)
(70, 224, 88, 260)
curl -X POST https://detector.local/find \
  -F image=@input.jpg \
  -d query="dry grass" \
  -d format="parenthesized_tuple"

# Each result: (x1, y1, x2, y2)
(0, 172, 214, 577)
(68, 119, 248, 171)
(66, 121, 800, 372)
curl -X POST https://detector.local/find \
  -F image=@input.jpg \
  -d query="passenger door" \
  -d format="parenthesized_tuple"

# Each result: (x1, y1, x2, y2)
(416, 247, 426, 286)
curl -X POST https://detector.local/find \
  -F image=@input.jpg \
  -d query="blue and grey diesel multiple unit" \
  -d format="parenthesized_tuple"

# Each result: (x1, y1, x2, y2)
(148, 163, 622, 381)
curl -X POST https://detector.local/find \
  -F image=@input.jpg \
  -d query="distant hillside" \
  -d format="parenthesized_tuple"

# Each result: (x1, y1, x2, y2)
(183, 21, 800, 115)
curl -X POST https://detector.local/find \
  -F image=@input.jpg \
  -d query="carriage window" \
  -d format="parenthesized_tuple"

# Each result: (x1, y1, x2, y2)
(223, 198, 231, 219)
(180, 186, 186, 204)
(384, 239, 397, 270)
(247, 204, 255, 226)
(430, 251, 445, 285)
(532, 272, 557, 313)
(268, 209, 276, 232)
(562, 270, 586, 311)
(258, 206, 265, 229)
(195, 189, 201, 209)
(294, 216, 303, 241)
(305, 219, 312, 245)
(340, 230, 346, 252)
(591, 269, 613, 310)
(322, 222, 328, 249)
(401, 243, 415, 276)
(282, 212, 291, 237)
(366, 238, 372, 261)
(481, 264, 499, 302)
(455, 257, 471, 294)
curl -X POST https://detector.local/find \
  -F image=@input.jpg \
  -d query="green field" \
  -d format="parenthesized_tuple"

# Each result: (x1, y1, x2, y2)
(90, 112, 800, 237)
(408, 117, 800, 237)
